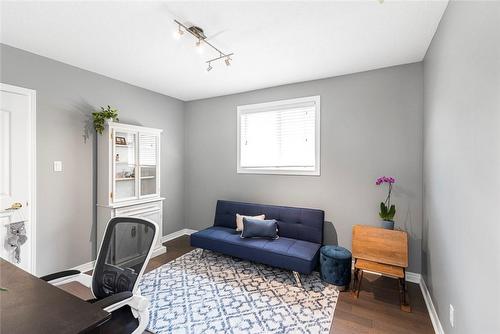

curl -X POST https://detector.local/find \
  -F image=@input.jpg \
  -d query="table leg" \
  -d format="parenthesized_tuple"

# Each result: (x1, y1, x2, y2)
(355, 270, 363, 298)
(399, 277, 411, 312)
(351, 268, 358, 297)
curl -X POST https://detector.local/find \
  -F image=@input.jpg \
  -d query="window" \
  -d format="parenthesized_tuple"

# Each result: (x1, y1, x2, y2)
(237, 95, 320, 175)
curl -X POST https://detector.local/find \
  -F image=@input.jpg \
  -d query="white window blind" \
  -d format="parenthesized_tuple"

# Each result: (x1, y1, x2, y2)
(237, 96, 320, 175)
(139, 134, 157, 166)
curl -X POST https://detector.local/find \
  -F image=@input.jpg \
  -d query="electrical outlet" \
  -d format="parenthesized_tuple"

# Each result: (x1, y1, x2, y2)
(449, 304, 455, 327)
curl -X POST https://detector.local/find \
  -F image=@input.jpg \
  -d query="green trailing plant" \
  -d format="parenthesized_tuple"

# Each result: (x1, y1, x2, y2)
(376, 176, 396, 222)
(92, 105, 119, 134)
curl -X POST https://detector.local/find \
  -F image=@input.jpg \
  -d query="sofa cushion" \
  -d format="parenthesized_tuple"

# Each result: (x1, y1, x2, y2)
(191, 226, 321, 274)
(235, 213, 265, 232)
(241, 218, 278, 239)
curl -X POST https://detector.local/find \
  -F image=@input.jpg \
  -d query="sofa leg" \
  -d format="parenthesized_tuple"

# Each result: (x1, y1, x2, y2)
(200, 249, 205, 258)
(293, 271, 303, 288)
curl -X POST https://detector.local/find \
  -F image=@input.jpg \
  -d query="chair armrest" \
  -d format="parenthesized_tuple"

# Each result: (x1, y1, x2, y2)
(40, 270, 81, 282)
(93, 291, 133, 309)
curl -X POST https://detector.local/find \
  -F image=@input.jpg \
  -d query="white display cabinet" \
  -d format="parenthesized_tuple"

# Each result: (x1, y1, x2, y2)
(97, 122, 166, 258)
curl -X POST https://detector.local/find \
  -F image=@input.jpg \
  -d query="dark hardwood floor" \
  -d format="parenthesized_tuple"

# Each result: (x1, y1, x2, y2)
(145, 235, 196, 273)
(61, 235, 434, 334)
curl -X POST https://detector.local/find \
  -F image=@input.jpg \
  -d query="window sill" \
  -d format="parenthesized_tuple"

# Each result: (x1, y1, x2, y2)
(237, 168, 320, 176)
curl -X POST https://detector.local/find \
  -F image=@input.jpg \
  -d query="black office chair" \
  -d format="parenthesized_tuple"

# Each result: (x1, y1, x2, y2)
(41, 217, 158, 334)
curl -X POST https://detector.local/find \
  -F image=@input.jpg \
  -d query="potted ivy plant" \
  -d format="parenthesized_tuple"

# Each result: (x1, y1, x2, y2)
(376, 176, 396, 229)
(92, 105, 119, 134)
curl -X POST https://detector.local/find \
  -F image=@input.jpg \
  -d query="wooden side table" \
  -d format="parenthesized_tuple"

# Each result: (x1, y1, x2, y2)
(351, 225, 411, 312)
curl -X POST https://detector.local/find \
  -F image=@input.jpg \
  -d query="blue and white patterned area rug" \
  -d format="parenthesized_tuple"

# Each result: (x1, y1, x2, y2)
(140, 249, 339, 334)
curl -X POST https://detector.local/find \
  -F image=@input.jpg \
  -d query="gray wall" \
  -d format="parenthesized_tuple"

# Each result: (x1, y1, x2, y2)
(185, 63, 424, 273)
(0, 44, 185, 276)
(423, 1, 500, 333)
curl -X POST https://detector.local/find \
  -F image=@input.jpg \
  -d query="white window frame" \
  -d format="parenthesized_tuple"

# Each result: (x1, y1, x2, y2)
(237, 95, 320, 176)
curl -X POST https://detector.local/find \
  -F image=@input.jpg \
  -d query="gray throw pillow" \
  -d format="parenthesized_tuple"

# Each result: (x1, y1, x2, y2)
(240, 217, 279, 239)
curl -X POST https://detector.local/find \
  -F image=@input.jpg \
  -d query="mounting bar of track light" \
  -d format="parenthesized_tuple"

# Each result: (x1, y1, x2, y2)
(205, 53, 234, 64)
(174, 19, 233, 59)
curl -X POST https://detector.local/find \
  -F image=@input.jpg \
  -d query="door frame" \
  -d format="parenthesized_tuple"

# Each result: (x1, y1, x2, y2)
(0, 83, 37, 275)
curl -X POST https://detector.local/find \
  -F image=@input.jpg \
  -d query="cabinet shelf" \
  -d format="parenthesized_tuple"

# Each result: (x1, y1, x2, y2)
(116, 177, 135, 181)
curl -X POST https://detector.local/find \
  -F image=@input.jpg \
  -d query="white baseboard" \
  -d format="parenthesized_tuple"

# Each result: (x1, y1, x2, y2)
(405, 271, 421, 283)
(72, 260, 95, 273)
(161, 228, 197, 243)
(420, 276, 445, 334)
(152, 245, 167, 258)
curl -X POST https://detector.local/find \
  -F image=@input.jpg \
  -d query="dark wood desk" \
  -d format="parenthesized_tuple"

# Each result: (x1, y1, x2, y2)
(0, 258, 110, 333)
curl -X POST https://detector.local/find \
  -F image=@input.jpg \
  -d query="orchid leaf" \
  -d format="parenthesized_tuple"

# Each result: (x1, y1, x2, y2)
(388, 205, 396, 219)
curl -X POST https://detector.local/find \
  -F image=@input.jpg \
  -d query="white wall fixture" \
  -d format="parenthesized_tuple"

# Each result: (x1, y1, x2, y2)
(96, 122, 166, 258)
(53, 161, 63, 172)
(173, 20, 234, 72)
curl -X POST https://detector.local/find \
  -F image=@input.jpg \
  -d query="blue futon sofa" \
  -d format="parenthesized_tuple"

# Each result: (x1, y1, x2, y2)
(190, 200, 324, 285)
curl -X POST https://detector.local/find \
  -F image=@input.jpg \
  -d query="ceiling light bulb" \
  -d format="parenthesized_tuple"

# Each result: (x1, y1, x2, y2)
(196, 40, 204, 54)
(225, 57, 231, 66)
(207, 63, 213, 72)
(173, 25, 184, 40)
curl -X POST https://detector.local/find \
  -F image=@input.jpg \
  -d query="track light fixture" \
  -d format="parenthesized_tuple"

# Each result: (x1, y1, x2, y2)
(173, 19, 234, 72)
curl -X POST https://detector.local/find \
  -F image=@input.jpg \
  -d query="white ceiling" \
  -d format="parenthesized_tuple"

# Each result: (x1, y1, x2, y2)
(0, 1, 448, 101)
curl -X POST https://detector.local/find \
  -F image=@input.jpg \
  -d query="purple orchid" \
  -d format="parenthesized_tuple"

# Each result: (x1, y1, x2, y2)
(376, 176, 396, 222)
(376, 176, 396, 185)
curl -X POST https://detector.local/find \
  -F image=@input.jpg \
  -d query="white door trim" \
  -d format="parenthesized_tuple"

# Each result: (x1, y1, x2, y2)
(0, 83, 37, 275)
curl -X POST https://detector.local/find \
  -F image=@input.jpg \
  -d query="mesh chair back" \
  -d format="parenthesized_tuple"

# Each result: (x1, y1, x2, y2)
(92, 217, 158, 299)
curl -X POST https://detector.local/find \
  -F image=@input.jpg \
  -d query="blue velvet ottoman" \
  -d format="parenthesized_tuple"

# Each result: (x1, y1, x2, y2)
(320, 245, 352, 290)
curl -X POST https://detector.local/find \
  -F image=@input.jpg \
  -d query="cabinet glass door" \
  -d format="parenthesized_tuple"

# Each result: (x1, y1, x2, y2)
(114, 131, 137, 201)
(139, 133, 158, 197)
